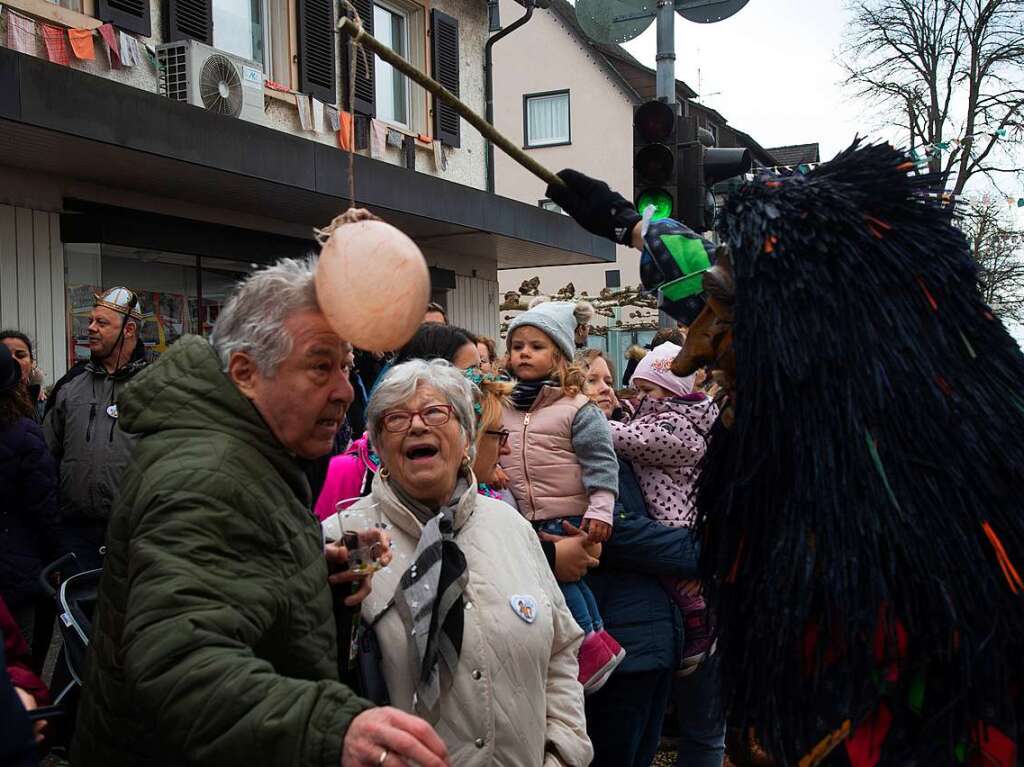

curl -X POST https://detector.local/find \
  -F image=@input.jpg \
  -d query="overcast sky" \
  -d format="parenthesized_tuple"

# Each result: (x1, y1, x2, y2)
(622, 0, 863, 158)
(621, 0, 1024, 344)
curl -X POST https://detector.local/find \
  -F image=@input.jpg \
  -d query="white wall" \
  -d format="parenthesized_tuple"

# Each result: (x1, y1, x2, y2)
(0, 205, 68, 384)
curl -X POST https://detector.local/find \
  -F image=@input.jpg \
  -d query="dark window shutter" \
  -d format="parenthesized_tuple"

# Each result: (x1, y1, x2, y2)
(340, 0, 374, 116)
(297, 0, 337, 104)
(98, 0, 151, 36)
(430, 9, 460, 148)
(164, 0, 211, 43)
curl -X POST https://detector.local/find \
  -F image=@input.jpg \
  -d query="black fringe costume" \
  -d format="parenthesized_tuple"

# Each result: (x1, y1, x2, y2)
(696, 141, 1024, 766)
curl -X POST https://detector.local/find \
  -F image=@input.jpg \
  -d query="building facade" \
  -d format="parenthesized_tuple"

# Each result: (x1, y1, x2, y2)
(0, 0, 612, 384)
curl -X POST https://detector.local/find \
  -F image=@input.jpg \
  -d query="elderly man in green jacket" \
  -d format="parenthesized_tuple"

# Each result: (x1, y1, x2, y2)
(72, 257, 449, 767)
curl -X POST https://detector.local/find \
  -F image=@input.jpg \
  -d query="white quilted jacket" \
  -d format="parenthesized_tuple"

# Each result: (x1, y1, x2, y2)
(333, 476, 592, 767)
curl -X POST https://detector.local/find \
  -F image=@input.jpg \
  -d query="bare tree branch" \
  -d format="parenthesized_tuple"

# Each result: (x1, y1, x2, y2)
(840, 0, 1024, 192)
(958, 196, 1024, 323)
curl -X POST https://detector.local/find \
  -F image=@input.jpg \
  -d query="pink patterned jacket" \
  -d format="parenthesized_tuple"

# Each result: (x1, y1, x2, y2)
(609, 393, 718, 528)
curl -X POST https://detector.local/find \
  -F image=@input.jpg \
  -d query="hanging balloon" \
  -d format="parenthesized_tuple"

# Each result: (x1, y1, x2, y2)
(315, 216, 430, 352)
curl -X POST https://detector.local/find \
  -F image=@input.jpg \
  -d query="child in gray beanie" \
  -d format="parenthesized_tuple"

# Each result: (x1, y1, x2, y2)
(499, 301, 624, 694)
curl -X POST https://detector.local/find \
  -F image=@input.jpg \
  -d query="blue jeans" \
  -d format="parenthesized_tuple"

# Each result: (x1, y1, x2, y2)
(559, 579, 601, 634)
(537, 517, 602, 634)
(674, 652, 726, 767)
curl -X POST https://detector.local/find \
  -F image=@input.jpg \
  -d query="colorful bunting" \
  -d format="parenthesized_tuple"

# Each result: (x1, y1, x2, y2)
(6, 10, 38, 55)
(0, 7, 155, 76)
(97, 23, 121, 67)
(68, 28, 96, 60)
(41, 22, 70, 65)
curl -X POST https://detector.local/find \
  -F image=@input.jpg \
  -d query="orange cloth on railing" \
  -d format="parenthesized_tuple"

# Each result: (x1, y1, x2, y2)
(68, 28, 96, 60)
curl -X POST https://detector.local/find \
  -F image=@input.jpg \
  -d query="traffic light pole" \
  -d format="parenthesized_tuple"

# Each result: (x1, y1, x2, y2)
(655, 0, 677, 108)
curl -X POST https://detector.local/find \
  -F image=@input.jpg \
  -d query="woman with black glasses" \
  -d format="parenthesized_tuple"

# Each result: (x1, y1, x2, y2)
(463, 368, 513, 500)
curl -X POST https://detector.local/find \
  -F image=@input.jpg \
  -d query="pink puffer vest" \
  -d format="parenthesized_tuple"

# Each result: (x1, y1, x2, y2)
(500, 386, 590, 522)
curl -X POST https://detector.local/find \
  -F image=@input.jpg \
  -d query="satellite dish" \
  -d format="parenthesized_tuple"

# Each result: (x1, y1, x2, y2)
(575, 0, 656, 44)
(675, 0, 749, 23)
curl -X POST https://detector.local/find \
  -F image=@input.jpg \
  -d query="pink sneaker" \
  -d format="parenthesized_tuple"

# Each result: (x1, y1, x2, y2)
(676, 602, 717, 677)
(597, 629, 626, 664)
(577, 631, 618, 695)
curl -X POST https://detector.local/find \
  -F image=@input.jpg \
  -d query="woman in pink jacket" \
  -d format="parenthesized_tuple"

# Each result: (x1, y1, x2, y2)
(610, 341, 718, 675)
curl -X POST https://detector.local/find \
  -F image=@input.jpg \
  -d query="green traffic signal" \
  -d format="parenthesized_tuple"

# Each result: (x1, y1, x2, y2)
(636, 189, 674, 221)
(634, 100, 678, 223)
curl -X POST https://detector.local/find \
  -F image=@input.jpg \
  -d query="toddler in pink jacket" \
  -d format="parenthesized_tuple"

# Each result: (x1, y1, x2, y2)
(611, 341, 718, 675)
(499, 302, 624, 694)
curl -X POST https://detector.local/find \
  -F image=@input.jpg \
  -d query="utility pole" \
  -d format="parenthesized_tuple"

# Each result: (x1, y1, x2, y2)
(655, 0, 677, 109)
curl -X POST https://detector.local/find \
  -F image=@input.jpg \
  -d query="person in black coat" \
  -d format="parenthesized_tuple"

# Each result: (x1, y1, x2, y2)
(574, 349, 725, 767)
(0, 345, 59, 647)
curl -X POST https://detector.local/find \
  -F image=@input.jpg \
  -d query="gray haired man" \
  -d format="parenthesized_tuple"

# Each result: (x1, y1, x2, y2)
(73, 257, 449, 767)
(44, 287, 148, 571)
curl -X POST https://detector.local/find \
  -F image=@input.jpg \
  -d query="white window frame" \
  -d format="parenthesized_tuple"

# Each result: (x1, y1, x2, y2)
(524, 90, 571, 149)
(371, 0, 427, 134)
(213, 0, 264, 63)
(261, 0, 291, 86)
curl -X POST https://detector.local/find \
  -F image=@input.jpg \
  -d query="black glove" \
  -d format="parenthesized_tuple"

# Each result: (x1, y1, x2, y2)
(547, 169, 642, 246)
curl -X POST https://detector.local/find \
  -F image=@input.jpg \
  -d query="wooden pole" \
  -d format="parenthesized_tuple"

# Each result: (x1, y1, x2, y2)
(337, 16, 565, 189)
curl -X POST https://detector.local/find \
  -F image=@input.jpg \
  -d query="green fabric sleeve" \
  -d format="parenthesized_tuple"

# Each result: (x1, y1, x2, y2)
(121, 483, 372, 767)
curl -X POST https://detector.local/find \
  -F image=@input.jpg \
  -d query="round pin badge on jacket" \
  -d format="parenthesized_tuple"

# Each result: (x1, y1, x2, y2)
(510, 595, 538, 624)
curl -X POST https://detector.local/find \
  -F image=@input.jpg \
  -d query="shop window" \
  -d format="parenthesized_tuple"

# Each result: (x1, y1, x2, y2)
(524, 91, 570, 148)
(63, 244, 256, 365)
(213, 0, 264, 62)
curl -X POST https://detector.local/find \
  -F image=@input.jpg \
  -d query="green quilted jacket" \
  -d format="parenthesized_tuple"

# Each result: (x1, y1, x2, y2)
(71, 335, 371, 767)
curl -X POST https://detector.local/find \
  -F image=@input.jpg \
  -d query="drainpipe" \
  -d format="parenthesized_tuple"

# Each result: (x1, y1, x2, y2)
(485, 0, 536, 194)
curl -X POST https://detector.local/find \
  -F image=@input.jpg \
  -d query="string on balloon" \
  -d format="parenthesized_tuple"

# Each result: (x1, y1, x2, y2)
(339, 0, 373, 209)
(335, 10, 566, 191)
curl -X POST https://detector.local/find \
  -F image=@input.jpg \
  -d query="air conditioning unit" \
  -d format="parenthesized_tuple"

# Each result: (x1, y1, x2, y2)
(157, 40, 264, 124)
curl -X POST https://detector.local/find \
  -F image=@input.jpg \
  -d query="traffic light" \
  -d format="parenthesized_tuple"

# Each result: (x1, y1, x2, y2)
(703, 147, 751, 227)
(633, 100, 678, 222)
(676, 116, 752, 232)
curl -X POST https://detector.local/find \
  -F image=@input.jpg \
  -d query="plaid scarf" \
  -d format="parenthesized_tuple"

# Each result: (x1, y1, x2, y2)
(390, 474, 471, 722)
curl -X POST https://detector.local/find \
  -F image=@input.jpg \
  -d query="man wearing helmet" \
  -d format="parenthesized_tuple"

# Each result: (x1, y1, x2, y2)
(44, 287, 148, 571)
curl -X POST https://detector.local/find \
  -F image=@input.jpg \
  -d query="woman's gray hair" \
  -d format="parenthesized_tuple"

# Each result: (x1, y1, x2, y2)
(367, 359, 478, 459)
(209, 256, 320, 375)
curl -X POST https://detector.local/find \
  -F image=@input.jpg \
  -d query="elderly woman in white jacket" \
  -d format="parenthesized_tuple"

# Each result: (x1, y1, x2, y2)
(324, 359, 591, 767)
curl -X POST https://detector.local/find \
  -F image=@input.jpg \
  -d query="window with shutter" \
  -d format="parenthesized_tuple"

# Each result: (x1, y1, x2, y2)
(341, 0, 375, 117)
(165, 0, 212, 44)
(430, 9, 460, 148)
(98, 0, 151, 36)
(297, 0, 337, 104)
